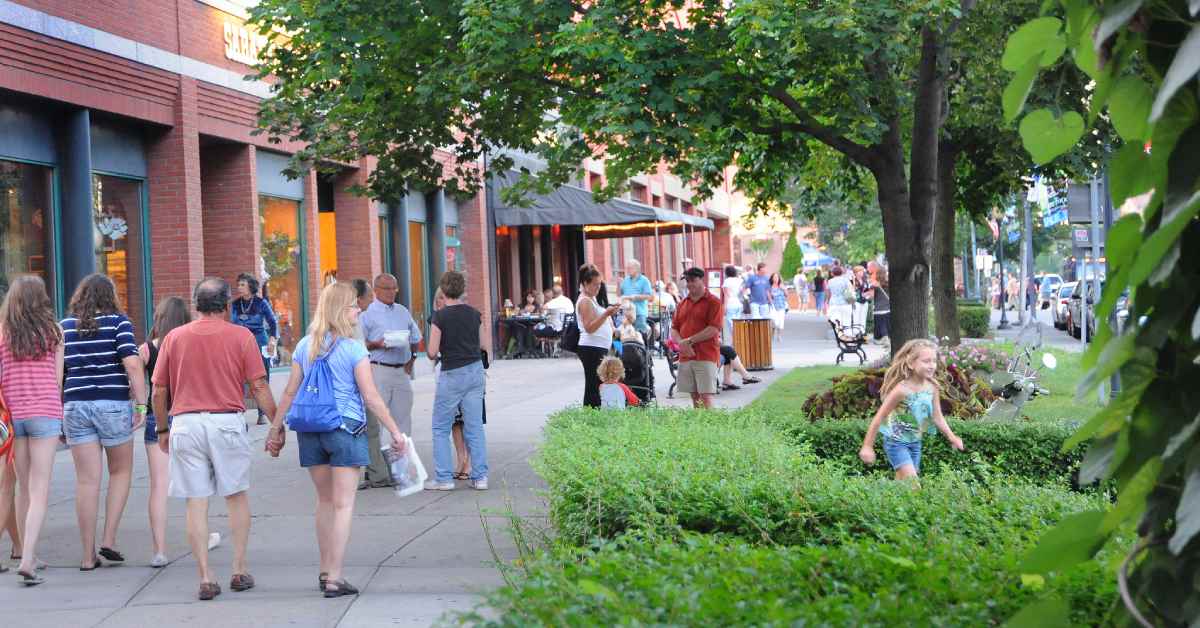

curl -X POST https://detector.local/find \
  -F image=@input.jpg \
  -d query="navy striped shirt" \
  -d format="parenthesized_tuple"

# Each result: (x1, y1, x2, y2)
(61, 313, 138, 402)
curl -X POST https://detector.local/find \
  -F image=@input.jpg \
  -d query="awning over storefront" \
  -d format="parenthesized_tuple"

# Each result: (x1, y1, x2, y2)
(492, 171, 714, 238)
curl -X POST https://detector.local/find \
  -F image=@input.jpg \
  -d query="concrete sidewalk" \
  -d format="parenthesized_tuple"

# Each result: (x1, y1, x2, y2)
(0, 311, 876, 627)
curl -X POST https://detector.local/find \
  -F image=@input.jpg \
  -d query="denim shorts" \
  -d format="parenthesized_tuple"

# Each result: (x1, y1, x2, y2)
(144, 413, 173, 444)
(882, 437, 922, 472)
(297, 428, 369, 468)
(13, 417, 62, 439)
(64, 400, 133, 447)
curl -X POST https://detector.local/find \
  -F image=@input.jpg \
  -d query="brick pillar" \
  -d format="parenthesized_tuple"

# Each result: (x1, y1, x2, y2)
(201, 143, 259, 285)
(303, 170, 321, 316)
(458, 189, 493, 350)
(147, 77, 204, 304)
(334, 158, 380, 283)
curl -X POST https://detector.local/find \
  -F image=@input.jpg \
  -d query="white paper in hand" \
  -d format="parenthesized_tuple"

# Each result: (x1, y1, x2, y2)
(384, 436, 426, 497)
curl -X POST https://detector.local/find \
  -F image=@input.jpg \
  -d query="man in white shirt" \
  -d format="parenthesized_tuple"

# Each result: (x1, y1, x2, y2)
(543, 285, 575, 331)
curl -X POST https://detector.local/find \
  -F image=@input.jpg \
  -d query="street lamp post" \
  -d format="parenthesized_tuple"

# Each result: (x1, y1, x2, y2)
(997, 215, 1010, 330)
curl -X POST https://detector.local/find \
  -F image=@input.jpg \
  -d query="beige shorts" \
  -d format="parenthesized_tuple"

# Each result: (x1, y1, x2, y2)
(168, 412, 252, 499)
(676, 360, 718, 395)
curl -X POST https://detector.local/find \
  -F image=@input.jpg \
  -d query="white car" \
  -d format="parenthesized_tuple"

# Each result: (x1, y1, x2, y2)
(1037, 274, 1063, 311)
(1051, 281, 1076, 330)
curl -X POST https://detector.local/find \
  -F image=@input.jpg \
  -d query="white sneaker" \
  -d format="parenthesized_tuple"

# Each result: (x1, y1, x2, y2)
(424, 480, 455, 491)
(150, 553, 168, 568)
(469, 478, 488, 491)
(207, 532, 221, 551)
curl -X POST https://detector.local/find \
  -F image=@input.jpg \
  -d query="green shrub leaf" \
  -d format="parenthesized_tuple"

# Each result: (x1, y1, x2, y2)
(1169, 450, 1200, 554)
(1020, 510, 1107, 573)
(1108, 142, 1154, 209)
(1093, 0, 1144, 53)
(1102, 456, 1160, 533)
(1019, 109, 1085, 164)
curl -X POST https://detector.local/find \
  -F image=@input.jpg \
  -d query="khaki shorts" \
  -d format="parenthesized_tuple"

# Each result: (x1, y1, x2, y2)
(676, 360, 718, 395)
(168, 412, 252, 499)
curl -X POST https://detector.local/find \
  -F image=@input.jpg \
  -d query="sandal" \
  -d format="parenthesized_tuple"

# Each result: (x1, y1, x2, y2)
(198, 581, 221, 601)
(230, 573, 256, 591)
(721, 383, 741, 391)
(742, 377, 761, 384)
(452, 472, 469, 481)
(323, 578, 359, 598)
(17, 569, 44, 586)
(80, 556, 101, 571)
(98, 547, 125, 562)
(318, 572, 328, 592)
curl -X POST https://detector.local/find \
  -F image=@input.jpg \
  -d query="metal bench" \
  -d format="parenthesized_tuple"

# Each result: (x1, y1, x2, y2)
(829, 319, 867, 365)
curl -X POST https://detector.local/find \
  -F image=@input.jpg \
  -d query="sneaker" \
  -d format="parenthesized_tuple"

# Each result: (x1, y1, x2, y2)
(469, 478, 489, 491)
(424, 480, 455, 491)
(150, 553, 168, 568)
(208, 532, 221, 551)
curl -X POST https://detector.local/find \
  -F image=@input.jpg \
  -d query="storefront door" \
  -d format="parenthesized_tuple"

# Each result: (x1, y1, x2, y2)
(0, 159, 56, 305)
(260, 194, 307, 366)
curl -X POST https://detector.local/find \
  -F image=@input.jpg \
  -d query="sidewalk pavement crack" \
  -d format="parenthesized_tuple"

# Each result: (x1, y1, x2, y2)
(333, 515, 448, 628)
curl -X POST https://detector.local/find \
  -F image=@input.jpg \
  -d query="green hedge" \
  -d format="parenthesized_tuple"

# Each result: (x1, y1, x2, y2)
(463, 532, 1116, 627)
(958, 303, 991, 338)
(776, 416, 1089, 487)
(538, 410, 1100, 546)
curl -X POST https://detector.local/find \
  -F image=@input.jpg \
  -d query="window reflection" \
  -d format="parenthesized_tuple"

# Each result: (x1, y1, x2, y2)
(0, 160, 54, 305)
(93, 174, 146, 336)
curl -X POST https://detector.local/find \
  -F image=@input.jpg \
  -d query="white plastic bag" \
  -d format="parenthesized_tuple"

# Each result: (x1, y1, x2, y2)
(384, 435, 427, 497)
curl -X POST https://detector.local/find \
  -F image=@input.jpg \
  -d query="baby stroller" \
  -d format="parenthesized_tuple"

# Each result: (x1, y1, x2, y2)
(620, 336, 656, 405)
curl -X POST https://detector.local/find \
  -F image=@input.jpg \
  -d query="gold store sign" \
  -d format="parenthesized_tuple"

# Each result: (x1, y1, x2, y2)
(224, 21, 266, 66)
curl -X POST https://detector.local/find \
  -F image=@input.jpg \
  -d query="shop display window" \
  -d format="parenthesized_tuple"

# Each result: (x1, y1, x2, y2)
(0, 160, 54, 305)
(408, 221, 428, 337)
(260, 195, 305, 366)
(92, 174, 147, 335)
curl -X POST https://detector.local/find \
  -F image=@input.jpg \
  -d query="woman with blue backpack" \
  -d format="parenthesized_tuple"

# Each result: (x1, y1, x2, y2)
(272, 282, 408, 599)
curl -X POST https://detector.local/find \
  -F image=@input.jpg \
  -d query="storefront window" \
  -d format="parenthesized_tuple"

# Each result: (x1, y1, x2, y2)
(445, 225, 460, 271)
(260, 195, 304, 367)
(93, 174, 146, 335)
(0, 160, 54, 305)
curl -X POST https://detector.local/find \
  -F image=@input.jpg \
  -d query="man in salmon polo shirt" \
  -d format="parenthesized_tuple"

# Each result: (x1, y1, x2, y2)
(152, 277, 278, 601)
(671, 267, 724, 409)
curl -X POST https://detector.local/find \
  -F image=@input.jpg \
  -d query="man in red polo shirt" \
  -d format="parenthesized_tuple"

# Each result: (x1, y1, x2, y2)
(672, 267, 724, 408)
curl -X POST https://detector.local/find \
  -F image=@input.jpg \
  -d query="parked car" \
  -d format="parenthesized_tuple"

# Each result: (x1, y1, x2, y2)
(1051, 281, 1076, 330)
(1037, 274, 1063, 310)
(1067, 280, 1128, 341)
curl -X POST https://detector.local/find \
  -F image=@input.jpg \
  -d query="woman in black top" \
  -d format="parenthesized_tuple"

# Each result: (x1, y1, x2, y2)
(137, 296, 191, 568)
(425, 271, 489, 490)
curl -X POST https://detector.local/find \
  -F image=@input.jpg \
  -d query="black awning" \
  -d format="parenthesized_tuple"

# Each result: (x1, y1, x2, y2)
(492, 171, 713, 238)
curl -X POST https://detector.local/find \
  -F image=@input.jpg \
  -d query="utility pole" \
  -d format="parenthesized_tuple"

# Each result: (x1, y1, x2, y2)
(997, 212, 1010, 330)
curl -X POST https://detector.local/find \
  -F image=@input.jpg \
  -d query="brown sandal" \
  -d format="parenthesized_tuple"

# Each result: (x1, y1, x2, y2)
(198, 581, 221, 600)
(230, 573, 255, 591)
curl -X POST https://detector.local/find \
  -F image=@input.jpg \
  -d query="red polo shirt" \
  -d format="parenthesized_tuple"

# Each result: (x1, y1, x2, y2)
(672, 290, 723, 364)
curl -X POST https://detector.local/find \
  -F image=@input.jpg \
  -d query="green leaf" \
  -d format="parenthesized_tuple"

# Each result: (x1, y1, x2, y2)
(577, 578, 618, 600)
(1002, 18, 1064, 72)
(1168, 449, 1200, 554)
(1109, 76, 1154, 141)
(1039, 34, 1067, 67)
(1004, 596, 1070, 628)
(1094, 0, 1145, 54)
(882, 555, 916, 569)
(1164, 412, 1200, 463)
(1064, 355, 1152, 451)
(1076, 332, 1137, 399)
(1019, 573, 1045, 590)
(1080, 434, 1118, 485)
(1102, 456, 1161, 533)
(1019, 109, 1085, 164)
(1108, 142, 1154, 209)
(1128, 196, 1200, 287)
(1104, 213, 1144, 273)
(1020, 510, 1108, 573)
(1004, 60, 1041, 123)
(1150, 24, 1200, 122)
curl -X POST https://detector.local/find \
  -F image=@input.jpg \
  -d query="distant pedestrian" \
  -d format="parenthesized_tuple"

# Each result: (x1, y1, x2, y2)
(0, 275, 63, 585)
(793, 268, 809, 311)
(826, 266, 854, 330)
(851, 265, 870, 329)
(138, 296, 193, 568)
(672, 267, 723, 409)
(619, 259, 654, 333)
(356, 274, 421, 490)
(769, 273, 787, 342)
(231, 272, 279, 426)
(745, 263, 772, 319)
(350, 278, 371, 343)
(721, 265, 743, 343)
(274, 282, 409, 598)
(61, 274, 148, 571)
(153, 277, 277, 601)
(812, 270, 827, 315)
(871, 268, 892, 346)
(575, 264, 621, 408)
(425, 271, 489, 491)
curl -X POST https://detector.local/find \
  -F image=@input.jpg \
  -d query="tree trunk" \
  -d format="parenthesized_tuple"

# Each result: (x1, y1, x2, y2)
(932, 141, 961, 345)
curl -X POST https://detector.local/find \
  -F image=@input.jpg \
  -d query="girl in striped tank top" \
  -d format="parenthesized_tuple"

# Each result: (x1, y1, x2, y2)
(0, 275, 64, 585)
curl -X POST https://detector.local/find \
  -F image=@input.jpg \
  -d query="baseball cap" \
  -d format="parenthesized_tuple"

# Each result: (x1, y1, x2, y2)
(680, 267, 705, 280)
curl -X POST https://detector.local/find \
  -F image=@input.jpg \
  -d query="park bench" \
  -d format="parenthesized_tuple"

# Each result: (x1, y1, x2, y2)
(828, 319, 867, 365)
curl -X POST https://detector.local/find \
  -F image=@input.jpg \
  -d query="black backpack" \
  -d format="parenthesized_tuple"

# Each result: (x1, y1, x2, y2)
(559, 312, 581, 353)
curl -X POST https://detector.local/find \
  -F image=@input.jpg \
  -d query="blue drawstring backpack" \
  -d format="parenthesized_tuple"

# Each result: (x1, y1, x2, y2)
(285, 338, 343, 433)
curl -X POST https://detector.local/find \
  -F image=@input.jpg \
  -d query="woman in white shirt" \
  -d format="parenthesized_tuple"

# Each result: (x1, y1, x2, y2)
(826, 266, 855, 329)
(575, 264, 622, 408)
(721, 265, 743, 344)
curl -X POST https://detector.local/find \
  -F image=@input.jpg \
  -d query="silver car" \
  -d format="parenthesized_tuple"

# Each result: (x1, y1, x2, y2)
(1052, 281, 1076, 330)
